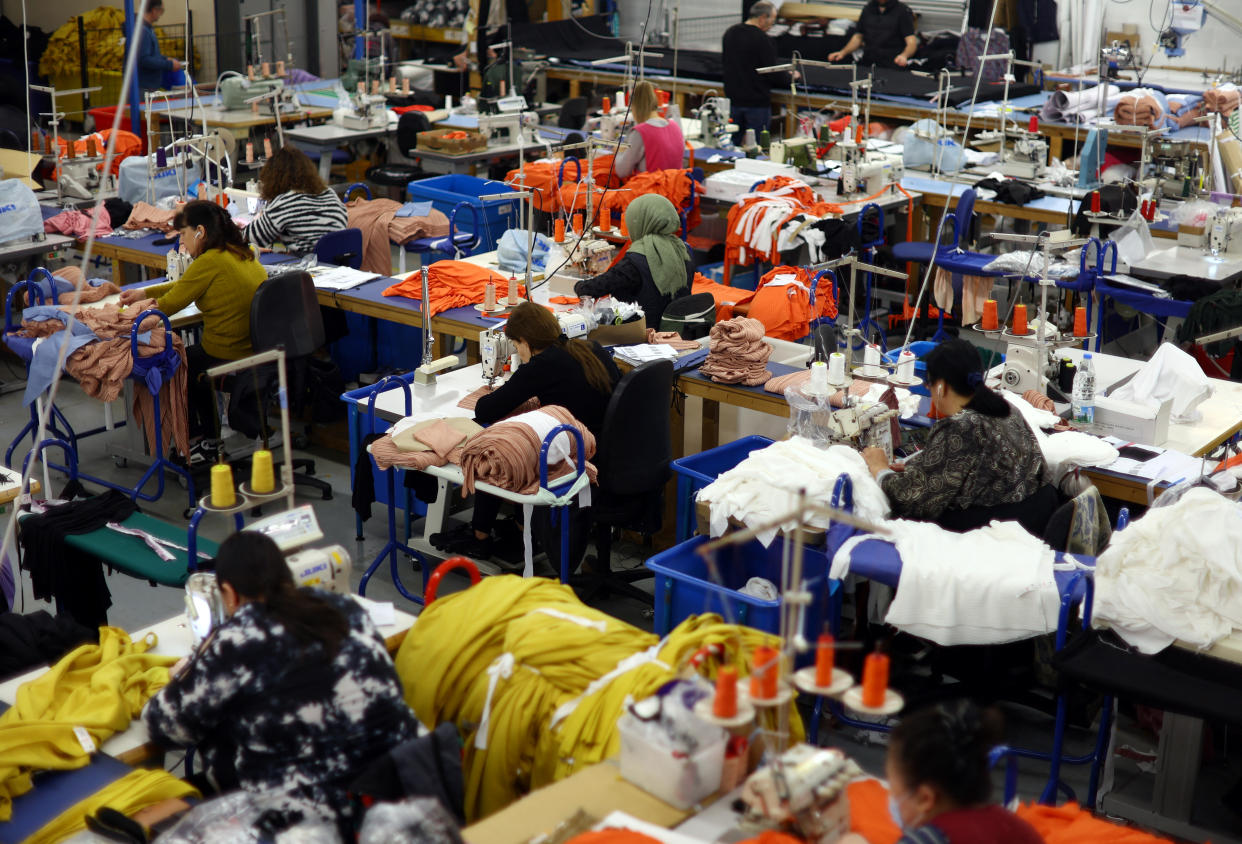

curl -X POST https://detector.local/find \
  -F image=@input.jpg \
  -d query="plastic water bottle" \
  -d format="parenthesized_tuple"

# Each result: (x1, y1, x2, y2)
(1072, 353, 1096, 425)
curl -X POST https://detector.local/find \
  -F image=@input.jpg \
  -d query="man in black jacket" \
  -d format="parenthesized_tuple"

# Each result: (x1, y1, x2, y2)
(722, 1, 796, 145)
(829, 0, 919, 68)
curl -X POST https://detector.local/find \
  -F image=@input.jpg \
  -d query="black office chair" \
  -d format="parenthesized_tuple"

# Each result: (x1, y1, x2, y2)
(366, 111, 432, 198)
(557, 97, 589, 130)
(572, 359, 675, 604)
(659, 292, 716, 340)
(230, 271, 332, 500)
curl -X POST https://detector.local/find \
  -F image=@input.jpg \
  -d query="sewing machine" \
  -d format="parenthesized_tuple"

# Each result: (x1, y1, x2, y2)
(57, 156, 111, 200)
(481, 324, 515, 386)
(738, 745, 862, 843)
(1000, 333, 1053, 393)
(341, 92, 389, 131)
(165, 250, 192, 283)
(219, 76, 285, 111)
(696, 97, 734, 147)
(998, 130, 1048, 180)
(476, 110, 527, 146)
(555, 311, 591, 339)
(1208, 206, 1242, 256)
(570, 236, 617, 276)
(1147, 139, 1206, 198)
(286, 544, 352, 592)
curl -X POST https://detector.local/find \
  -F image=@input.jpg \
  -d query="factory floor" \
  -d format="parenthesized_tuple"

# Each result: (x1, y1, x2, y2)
(1, 314, 1236, 840)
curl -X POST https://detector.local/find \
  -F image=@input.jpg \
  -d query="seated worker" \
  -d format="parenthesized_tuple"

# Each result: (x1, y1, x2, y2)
(861, 339, 1056, 534)
(144, 531, 418, 836)
(828, 0, 918, 69)
(119, 200, 266, 464)
(573, 194, 693, 328)
(432, 301, 620, 562)
(839, 700, 1044, 844)
(614, 80, 685, 178)
(246, 146, 349, 254)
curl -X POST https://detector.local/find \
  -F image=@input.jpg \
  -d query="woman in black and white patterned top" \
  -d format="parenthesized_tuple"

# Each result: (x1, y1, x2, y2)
(144, 531, 418, 832)
(861, 339, 1052, 534)
(246, 146, 349, 254)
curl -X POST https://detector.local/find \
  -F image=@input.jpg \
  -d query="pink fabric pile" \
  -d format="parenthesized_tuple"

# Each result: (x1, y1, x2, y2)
(699, 317, 772, 386)
(43, 207, 112, 241)
(123, 202, 177, 233)
(764, 373, 872, 407)
(1205, 87, 1241, 116)
(645, 328, 701, 351)
(1114, 91, 1163, 128)
(460, 405, 597, 495)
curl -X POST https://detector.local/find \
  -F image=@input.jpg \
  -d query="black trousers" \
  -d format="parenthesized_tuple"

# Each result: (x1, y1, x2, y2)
(186, 345, 227, 440)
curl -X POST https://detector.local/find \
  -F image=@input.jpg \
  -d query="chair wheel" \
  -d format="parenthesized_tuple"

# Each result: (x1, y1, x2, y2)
(182, 507, 195, 519)
(114, 456, 127, 468)
(321, 489, 333, 501)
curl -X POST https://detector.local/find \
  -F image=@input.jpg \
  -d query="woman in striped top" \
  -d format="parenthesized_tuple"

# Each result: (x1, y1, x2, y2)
(247, 146, 349, 254)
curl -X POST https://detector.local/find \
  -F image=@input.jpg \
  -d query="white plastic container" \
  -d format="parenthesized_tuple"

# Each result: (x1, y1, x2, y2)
(617, 713, 725, 810)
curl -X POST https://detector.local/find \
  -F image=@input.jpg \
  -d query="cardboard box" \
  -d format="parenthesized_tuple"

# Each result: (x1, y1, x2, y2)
(589, 317, 647, 346)
(1095, 379, 1173, 444)
(417, 127, 488, 154)
(1178, 224, 1206, 248)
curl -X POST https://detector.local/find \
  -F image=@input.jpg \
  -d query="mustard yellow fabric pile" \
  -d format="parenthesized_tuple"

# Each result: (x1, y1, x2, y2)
(395, 576, 803, 821)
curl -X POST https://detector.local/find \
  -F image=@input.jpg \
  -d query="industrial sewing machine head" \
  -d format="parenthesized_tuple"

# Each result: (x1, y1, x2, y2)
(999, 128, 1049, 180)
(481, 324, 514, 386)
(1148, 139, 1205, 198)
(57, 157, 110, 200)
(696, 97, 734, 148)
(1209, 207, 1242, 257)
(219, 76, 285, 111)
(738, 745, 862, 843)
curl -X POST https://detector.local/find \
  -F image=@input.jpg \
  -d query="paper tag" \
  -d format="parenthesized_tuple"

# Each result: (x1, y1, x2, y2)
(74, 726, 97, 754)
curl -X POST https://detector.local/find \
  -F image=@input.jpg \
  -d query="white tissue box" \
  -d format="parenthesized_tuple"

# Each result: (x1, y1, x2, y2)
(617, 712, 724, 810)
(1094, 388, 1173, 445)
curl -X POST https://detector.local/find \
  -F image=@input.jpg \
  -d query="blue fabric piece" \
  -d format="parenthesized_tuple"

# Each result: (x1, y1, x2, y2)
(130, 328, 181, 400)
(23, 320, 100, 406)
(395, 200, 433, 218)
(497, 229, 551, 274)
(30, 277, 75, 302)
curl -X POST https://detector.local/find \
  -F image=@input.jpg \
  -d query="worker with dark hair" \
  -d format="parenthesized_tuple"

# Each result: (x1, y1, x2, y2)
(839, 701, 1044, 844)
(135, 0, 182, 92)
(862, 339, 1054, 534)
(144, 531, 418, 834)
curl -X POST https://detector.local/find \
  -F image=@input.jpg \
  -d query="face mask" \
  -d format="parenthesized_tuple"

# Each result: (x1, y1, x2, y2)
(888, 794, 907, 831)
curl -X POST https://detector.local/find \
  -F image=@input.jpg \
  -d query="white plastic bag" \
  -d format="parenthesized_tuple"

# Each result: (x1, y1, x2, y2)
(0, 180, 45, 245)
(1113, 208, 1154, 267)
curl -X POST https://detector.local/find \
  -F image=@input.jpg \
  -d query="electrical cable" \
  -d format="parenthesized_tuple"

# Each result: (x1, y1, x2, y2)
(2, 0, 149, 603)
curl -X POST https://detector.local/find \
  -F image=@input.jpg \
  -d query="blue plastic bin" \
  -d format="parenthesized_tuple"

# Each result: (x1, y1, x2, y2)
(646, 534, 840, 652)
(670, 435, 773, 541)
(405, 174, 521, 252)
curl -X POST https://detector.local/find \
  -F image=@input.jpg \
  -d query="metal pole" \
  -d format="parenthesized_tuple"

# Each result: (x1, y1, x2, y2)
(420, 265, 433, 367)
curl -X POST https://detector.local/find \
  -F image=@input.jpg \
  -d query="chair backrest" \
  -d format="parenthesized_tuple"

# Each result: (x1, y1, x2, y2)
(660, 292, 716, 339)
(954, 188, 977, 248)
(314, 228, 364, 270)
(557, 97, 590, 130)
(250, 270, 325, 358)
(594, 359, 674, 495)
(396, 111, 431, 154)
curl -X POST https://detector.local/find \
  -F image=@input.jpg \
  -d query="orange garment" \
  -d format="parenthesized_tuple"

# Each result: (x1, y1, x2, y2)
(601, 169, 699, 233)
(848, 779, 902, 844)
(504, 161, 562, 213)
(692, 273, 756, 322)
(548, 296, 580, 304)
(736, 833, 804, 844)
(381, 260, 523, 318)
(746, 265, 837, 341)
(53, 129, 142, 177)
(566, 831, 664, 844)
(723, 176, 821, 281)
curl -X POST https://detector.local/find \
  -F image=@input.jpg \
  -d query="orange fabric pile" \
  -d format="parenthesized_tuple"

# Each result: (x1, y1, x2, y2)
(504, 154, 622, 217)
(52, 129, 142, 177)
(746, 265, 837, 341)
(1205, 86, 1241, 116)
(691, 273, 756, 322)
(381, 260, 523, 318)
(600, 169, 699, 232)
(846, 779, 1176, 844)
(723, 176, 843, 281)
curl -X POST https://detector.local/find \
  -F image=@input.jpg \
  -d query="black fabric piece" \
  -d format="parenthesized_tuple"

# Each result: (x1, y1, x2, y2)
(1072, 183, 1138, 237)
(352, 432, 384, 523)
(305, 357, 347, 425)
(1055, 628, 1242, 726)
(349, 722, 466, 824)
(722, 22, 790, 107)
(403, 470, 440, 503)
(574, 252, 693, 328)
(917, 32, 962, 74)
(1162, 274, 1220, 303)
(1017, 0, 1060, 44)
(0, 610, 97, 681)
(934, 483, 1062, 537)
(1177, 289, 1242, 356)
(774, 32, 849, 60)
(18, 491, 138, 628)
(474, 343, 621, 437)
(849, 0, 916, 69)
(800, 64, 941, 99)
(509, 15, 616, 62)
(942, 77, 1040, 106)
(103, 198, 134, 230)
(974, 178, 1045, 206)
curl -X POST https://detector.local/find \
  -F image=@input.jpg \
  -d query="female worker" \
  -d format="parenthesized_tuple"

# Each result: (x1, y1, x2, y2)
(246, 145, 349, 254)
(144, 531, 418, 835)
(432, 301, 620, 562)
(573, 194, 693, 328)
(861, 339, 1055, 534)
(839, 700, 1044, 844)
(614, 81, 685, 178)
(119, 200, 266, 465)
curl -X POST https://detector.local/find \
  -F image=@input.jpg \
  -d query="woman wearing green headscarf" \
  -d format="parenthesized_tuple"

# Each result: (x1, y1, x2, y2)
(574, 194, 693, 327)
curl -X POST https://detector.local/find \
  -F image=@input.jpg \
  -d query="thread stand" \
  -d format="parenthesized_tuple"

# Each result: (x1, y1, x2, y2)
(792, 666, 854, 698)
(693, 696, 756, 728)
(842, 686, 905, 716)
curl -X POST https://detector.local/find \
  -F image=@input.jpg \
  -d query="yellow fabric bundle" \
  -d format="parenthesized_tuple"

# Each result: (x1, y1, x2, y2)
(0, 626, 177, 820)
(395, 576, 803, 821)
(38, 8, 127, 77)
(25, 768, 198, 844)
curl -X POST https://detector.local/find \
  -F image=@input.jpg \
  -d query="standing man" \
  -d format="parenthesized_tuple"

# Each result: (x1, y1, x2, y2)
(136, 0, 182, 92)
(722, 1, 795, 145)
(828, 0, 918, 69)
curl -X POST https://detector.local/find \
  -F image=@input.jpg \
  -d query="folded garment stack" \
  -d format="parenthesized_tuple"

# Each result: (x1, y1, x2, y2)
(1113, 88, 1165, 129)
(699, 317, 772, 386)
(1204, 84, 1240, 116)
(460, 406, 597, 495)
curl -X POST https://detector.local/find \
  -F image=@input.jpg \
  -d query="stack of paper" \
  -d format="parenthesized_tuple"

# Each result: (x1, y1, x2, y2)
(308, 264, 382, 291)
(612, 344, 681, 365)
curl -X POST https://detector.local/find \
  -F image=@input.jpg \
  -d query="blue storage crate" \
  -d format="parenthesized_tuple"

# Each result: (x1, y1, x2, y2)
(670, 436, 773, 541)
(405, 174, 522, 252)
(646, 534, 840, 656)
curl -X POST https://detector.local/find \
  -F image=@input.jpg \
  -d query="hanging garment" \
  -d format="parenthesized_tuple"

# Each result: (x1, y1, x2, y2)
(933, 268, 992, 324)
(0, 625, 178, 820)
(699, 317, 772, 386)
(347, 197, 451, 275)
(1094, 487, 1242, 654)
(393, 576, 800, 821)
(691, 273, 756, 322)
(599, 169, 698, 233)
(831, 519, 1062, 646)
(698, 437, 890, 546)
(746, 265, 837, 342)
(381, 260, 517, 318)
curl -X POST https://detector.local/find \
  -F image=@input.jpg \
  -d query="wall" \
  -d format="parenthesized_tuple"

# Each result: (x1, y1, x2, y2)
(1100, 1, 1239, 77)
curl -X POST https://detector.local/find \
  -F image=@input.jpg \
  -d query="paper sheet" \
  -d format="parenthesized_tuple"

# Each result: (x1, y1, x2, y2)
(352, 594, 397, 627)
(1099, 437, 1205, 483)
(308, 264, 382, 290)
